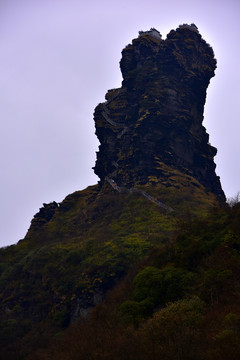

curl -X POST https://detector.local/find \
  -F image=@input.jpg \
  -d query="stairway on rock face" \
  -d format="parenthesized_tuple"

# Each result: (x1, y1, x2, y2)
(105, 173, 174, 212)
(101, 110, 120, 127)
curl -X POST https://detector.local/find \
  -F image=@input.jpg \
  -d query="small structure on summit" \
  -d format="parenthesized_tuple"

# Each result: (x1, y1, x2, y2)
(138, 28, 162, 40)
(179, 23, 199, 32)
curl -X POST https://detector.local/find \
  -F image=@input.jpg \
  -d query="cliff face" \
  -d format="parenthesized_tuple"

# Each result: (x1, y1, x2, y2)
(94, 25, 225, 200)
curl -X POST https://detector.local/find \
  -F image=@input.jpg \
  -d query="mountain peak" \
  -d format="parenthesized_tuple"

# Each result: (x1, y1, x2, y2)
(94, 26, 225, 201)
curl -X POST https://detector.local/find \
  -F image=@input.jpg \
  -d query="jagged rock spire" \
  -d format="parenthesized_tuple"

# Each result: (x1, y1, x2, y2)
(93, 25, 225, 201)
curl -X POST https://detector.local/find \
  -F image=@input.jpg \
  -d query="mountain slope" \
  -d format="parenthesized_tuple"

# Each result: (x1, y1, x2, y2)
(0, 25, 234, 360)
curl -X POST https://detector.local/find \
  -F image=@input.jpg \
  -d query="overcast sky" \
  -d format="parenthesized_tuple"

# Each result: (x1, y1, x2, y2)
(0, 0, 239, 247)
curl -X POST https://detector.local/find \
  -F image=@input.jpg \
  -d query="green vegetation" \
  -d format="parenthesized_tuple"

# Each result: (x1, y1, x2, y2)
(0, 181, 240, 359)
(44, 199, 239, 360)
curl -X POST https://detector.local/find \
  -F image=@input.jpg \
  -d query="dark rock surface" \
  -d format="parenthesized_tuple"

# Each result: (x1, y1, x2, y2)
(26, 201, 59, 235)
(94, 25, 225, 201)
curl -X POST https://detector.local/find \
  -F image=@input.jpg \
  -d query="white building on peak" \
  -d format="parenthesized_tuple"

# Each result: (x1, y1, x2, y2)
(138, 28, 162, 40)
(178, 23, 199, 33)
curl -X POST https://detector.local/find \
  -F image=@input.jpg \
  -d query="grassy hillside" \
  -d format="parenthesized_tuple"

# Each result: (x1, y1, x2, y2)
(35, 197, 240, 360)
(0, 175, 238, 359)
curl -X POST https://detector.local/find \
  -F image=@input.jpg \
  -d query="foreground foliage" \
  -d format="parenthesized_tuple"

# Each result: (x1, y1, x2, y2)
(42, 201, 240, 360)
(0, 184, 240, 359)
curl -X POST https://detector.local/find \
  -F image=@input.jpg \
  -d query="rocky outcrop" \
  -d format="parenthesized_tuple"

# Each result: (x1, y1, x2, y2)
(26, 201, 59, 234)
(94, 25, 225, 201)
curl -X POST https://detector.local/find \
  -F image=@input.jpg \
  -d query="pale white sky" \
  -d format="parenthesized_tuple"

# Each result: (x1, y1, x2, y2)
(0, 0, 239, 247)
